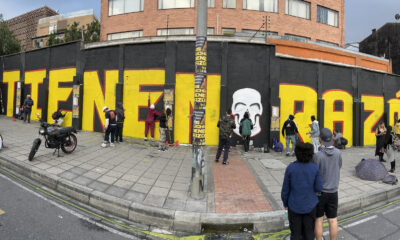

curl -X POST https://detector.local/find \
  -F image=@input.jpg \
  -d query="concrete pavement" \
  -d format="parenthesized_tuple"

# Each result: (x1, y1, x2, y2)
(0, 115, 400, 236)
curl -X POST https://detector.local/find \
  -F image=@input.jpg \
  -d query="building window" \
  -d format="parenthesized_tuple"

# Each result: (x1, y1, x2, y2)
(223, 0, 236, 8)
(208, 0, 215, 8)
(284, 33, 310, 42)
(34, 39, 44, 48)
(158, 0, 195, 9)
(207, 28, 215, 35)
(285, 0, 310, 19)
(222, 28, 236, 35)
(107, 30, 143, 40)
(49, 23, 57, 34)
(157, 28, 194, 36)
(241, 29, 278, 37)
(316, 39, 339, 47)
(243, 0, 278, 12)
(317, 6, 338, 27)
(109, 0, 144, 16)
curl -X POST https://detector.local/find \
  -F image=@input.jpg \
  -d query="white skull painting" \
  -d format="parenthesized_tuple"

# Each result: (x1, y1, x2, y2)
(231, 88, 263, 137)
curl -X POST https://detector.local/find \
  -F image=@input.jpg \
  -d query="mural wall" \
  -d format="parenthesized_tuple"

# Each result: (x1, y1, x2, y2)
(1, 41, 400, 148)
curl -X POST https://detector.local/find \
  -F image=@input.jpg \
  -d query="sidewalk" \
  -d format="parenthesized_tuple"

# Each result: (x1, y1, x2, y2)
(0, 116, 399, 235)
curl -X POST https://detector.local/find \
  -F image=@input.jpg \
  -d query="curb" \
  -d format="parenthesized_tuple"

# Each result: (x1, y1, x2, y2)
(0, 154, 399, 235)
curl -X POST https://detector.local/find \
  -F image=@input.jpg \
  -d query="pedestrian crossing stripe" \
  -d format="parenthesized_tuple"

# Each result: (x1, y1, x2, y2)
(0, 209, 4, 215)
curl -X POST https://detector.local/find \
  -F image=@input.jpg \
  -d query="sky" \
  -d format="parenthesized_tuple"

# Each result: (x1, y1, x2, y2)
(0, 0, 399, 44)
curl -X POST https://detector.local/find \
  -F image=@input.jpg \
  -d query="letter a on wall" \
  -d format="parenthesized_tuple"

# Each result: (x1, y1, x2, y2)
(322, 89, 353, 146)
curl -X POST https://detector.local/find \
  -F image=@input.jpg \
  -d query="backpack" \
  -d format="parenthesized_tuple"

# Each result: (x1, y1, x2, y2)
(240, 119, 252, 136)
(219, 117, 233, 139)
(273, 138, 283, 152)
(340, 137, 348, 146)
(382, 174, 398, 185)
(52, 111, 58, 120)
(109, 111, 116, 121)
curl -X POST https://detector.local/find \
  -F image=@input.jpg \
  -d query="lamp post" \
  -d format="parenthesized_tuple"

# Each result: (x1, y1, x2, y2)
(191, 0, 207, 199)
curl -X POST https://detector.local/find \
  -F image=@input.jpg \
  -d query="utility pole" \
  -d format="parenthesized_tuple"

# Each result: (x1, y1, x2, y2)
(191, 0, 207, 199)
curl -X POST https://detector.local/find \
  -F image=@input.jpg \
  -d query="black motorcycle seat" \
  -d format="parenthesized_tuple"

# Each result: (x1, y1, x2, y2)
(49, 127, 75, 136)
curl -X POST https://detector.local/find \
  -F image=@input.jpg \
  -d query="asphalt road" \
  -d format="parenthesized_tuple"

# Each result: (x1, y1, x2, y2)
(320, 200, 400, 240)
(0, 169, 140, 240)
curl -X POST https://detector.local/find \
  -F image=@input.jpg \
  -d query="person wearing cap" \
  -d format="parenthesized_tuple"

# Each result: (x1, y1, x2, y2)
(282, 114, 299, 156)
(101, 106, 117, 148)
(23, 94, 34, 123)
(313, 128, 342, 240)
(144, 94, 161, 141)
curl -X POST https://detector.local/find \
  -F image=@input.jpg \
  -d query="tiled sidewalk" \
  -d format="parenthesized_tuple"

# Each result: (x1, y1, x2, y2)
(213, 150, 272, 213)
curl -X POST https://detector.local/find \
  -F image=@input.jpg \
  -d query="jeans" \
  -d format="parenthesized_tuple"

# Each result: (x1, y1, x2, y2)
(115, 122, 124, 142)
(216, 137, 230, 162)
(311, 137, 319, 153)
(24, 108, 31, 123)
(286, 135, 296, 153)
(288, 207, 317, 240)
(243, 136, 250, 152)
(104, 124, 116, 143)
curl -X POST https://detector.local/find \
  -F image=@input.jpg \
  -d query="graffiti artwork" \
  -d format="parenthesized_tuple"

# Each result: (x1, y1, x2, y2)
(0, 41, 398, 148)
(231, 88, 263, 137)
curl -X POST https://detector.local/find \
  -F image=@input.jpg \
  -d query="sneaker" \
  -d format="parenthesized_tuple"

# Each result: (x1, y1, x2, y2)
(101, 142, 107, 148)
(222, 161, 229, 165)
(215, 159, 219, 163)
(120, 140, 123, 143)
(144, 137, 148, 141)
(151, 138, 154, 142)
(286, 152, 290, 157)
(110, 143, 115, 147)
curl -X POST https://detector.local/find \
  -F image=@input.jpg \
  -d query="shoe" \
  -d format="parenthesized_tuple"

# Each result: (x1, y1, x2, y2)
(120, 140, 123, 143)
(222, 161, 229, 165)
(286, 152, 290, 156)
(215, 159, 219, 163)
(101, 143, 107, 148)
(144, 137, 148, 141)
(151, 138, 154, 142)
(110, 143, 115, 147)
(390, 161, 396, 173)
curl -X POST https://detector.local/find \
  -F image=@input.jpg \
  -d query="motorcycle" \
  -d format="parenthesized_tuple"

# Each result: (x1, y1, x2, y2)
(29, 113, 78, 161)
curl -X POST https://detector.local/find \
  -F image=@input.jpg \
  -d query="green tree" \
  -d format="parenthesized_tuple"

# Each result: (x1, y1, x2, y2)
(84, 19, 100, 43)
(46, 32, 64, 47)
(0, 14, 21, 56)
(64, 21, 82, 43)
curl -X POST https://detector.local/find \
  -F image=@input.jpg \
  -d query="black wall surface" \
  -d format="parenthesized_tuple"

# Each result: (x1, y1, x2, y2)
(1, 40, 400, 147)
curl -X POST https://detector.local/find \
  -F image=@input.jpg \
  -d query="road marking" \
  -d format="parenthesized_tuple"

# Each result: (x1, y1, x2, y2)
(383, 205, 400, 215)
(343, 215, 377, 228)
(0, 209, 4, 215)
(0, 172, 137, 239)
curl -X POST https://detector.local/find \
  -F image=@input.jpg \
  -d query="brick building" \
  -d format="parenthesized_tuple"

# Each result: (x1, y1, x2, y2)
(359, 23, 400, 75)
(100, 0, 345, 47)
(6, 6, 58, 51)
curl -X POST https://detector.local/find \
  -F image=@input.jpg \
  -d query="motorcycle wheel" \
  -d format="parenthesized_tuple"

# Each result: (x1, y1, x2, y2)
(61, 134, 77, 154)
(28, 138, 41, 161)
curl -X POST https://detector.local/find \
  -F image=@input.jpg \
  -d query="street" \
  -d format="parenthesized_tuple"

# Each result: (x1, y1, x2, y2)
(0, 168, 140, 240)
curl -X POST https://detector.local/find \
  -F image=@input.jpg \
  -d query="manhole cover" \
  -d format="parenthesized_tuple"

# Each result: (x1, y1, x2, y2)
(260, 159, 286, 169)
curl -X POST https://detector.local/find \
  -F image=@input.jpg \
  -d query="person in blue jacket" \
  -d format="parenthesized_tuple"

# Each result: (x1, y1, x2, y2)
(281, 142, 322, 240)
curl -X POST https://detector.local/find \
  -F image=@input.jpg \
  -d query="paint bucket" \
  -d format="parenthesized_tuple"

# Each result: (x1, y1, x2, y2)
(175, 140, 179, 146)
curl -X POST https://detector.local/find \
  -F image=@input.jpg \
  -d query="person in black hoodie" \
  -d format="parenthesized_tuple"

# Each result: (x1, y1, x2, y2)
(282, 114, 299, 156)
(23, 94, 34, 123)
(115, 102, 125, 143)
